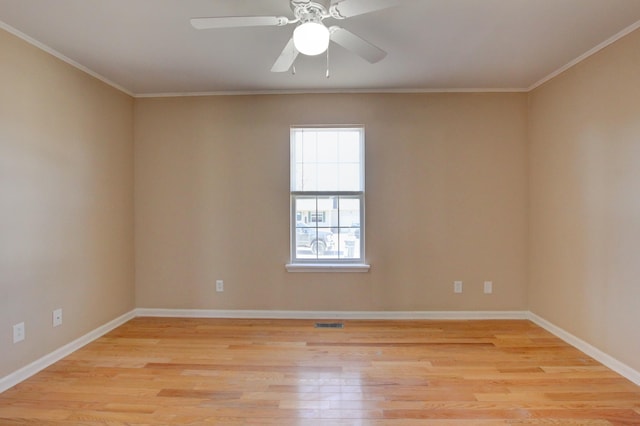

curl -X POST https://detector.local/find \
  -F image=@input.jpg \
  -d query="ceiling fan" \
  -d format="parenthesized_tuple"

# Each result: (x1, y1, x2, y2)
(190, 0, 399, 73)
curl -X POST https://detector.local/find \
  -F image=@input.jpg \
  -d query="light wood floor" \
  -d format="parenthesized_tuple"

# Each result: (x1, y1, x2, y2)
(0, 318, 639, 425)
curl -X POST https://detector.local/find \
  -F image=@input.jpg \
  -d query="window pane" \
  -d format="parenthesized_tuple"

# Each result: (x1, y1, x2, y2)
(338, 228, 359, 259)
(294, 168, 303, 192)
(338, 163, 360, 191)
(294, 136, 303, 163)
(317, 163, 338, 191)
(338, 131, 360, 163)
(338, 197, 360, 227)
(317, 131, 338, 163)
(295, 197, 316, 220)
(337, 197, 360, 260)
(302, 131, 317, 163)
(294, 197, 317, 260)
(301, 163, 317, 192)
(315, 227, 335, 259)
(316, 196, 335, 227)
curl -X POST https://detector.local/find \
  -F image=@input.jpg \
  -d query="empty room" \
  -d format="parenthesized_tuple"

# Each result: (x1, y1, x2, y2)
(1, 0, 640, 424)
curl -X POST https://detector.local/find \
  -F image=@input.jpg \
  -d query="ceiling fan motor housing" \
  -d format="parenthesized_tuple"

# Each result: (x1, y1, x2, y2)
(291, 0, 332, 23)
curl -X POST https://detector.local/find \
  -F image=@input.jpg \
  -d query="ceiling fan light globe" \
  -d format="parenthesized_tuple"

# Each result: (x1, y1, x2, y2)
(293, 22, 330, 56)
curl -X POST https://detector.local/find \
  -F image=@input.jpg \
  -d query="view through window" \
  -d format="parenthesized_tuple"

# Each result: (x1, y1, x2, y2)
(290, 127, 364, 263)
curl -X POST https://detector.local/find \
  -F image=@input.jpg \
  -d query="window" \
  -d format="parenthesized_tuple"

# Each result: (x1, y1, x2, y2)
(288, 126, 367, 270)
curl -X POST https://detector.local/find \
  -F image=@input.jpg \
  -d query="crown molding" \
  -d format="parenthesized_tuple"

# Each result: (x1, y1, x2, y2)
(0, 20, 134, 97)
(528, 19, 640, 91)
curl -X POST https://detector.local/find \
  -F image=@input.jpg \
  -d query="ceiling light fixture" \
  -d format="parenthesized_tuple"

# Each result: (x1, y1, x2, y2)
(293, 21, 330, 56)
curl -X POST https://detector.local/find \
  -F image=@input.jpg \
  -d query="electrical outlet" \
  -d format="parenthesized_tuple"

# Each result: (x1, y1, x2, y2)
(216, 280, 224, 292)
(53, 308, 63, 327)
(454, 281, 463, 293)
(13, 322, 25, 343)
(484, 281, 493, 294)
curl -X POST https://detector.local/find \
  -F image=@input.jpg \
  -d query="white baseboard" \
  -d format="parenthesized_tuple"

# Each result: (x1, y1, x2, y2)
(134, 308, 529, 320)
(0, 310, 136, 393)
(527, 312, 640, 386)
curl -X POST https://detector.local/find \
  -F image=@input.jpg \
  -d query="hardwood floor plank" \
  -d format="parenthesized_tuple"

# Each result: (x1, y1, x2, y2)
(0, 318, 638, 424)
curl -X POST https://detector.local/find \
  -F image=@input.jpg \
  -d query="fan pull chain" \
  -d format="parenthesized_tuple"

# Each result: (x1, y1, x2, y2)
(326, 45, 330, 78)
(292, 65, 296, 75)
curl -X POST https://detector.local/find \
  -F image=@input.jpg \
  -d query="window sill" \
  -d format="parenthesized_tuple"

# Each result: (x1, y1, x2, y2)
(285, 263, 371, 273)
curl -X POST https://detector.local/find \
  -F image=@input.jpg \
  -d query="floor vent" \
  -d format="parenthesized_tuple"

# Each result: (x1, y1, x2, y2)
(315, 322, 344, 329)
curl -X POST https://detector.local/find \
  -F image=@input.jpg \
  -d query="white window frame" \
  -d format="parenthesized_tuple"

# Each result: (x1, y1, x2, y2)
(286, 126, 370, 272)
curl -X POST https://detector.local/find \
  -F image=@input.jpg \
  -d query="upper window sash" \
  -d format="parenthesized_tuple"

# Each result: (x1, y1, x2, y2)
(290, 127, 364, 193)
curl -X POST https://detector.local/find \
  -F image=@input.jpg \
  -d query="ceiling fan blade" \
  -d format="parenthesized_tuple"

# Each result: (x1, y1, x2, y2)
(330, 27, 387, 63)
(190, 16, 288, 30)
(271, 38, 299, 72)
(330, 0, 399, 18)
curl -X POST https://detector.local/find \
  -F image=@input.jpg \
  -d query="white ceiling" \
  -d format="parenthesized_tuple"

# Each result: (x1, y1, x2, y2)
(1, 0, 640, 96)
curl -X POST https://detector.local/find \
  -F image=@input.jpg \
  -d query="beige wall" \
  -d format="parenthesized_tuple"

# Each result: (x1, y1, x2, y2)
(528, 29, 640, 371)
(135, 93, 529, 311)
(0, 30, 134, 377)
